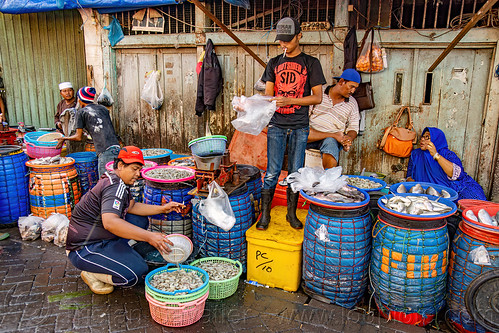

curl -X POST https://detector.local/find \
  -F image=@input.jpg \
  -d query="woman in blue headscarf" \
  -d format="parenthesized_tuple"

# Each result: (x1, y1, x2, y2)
(407, 127, 486, 201)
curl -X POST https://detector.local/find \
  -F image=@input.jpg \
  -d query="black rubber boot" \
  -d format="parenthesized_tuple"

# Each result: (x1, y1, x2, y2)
(286, 187, 303, 229)
(256, 188, 275, 230)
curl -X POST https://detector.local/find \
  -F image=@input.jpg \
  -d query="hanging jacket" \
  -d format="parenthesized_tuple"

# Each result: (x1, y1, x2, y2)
(195, 39, 223, 117)
(343, 26, 358, 70)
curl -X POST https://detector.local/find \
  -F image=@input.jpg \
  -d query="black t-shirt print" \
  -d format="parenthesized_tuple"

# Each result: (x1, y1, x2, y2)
(262, 52, 326, 129)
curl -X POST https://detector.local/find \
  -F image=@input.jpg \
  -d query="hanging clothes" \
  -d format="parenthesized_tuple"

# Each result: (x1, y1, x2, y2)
(343, 27, 358, 70)
(195, 39, 223, 117)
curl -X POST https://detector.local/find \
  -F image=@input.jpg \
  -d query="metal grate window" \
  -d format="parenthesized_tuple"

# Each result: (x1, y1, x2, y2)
(351, 0, 499, 30)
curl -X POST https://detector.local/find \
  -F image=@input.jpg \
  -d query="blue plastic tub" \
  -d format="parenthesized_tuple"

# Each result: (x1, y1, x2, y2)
(299, 187, 370, 210)
(378, 193, 457, 220)
(345, 175, 386, 192)
(24, 131, 60, 147)
(389, 181, 458, 202)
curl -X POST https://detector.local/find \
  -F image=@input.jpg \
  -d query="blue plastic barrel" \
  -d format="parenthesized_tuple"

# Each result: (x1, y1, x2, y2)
(67, 152, 98, 195)
(143, 179, 196, 238)
(237, 164, 262, 223)
(370, 206, 450, 326)
(192, 186, 253, 271)
(0, 146, 29, 225)
(302, 202, 372, 308)
(447, 205, 499, 333)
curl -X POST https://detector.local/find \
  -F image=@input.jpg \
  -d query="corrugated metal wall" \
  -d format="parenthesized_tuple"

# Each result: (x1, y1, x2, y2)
(0, 10, 86, 128)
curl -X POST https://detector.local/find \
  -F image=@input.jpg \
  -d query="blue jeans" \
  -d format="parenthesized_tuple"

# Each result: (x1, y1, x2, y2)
(98, 145, 120, 177)
(306, 137, 343, 162)
(263, 125, 309, 189)
(67, 214, 150, 287)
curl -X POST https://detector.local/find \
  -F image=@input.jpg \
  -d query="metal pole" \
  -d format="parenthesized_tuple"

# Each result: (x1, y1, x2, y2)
(428, 0, 498, 72)
(190, 0, 267, 68)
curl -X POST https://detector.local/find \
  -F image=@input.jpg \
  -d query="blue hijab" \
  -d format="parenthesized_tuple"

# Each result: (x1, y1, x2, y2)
(409, 127, 455, 187)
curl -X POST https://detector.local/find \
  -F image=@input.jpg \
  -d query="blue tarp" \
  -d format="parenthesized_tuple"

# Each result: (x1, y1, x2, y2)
(0, 0, 181, 14)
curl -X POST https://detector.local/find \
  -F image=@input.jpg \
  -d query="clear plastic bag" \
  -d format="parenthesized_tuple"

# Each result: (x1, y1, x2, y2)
(469, 245, 491, 265)
(54, 218, 69, 247)
(198, 181, 236, 231)
(141, 70, 163, 110)
(231, 94, 277, 135)
(41, 213, 69, 243)
(18, 215, 44, 241)
(287, 166, 347, 193)
(315, 224, 330, 243)
(356, 29, 384, 73)
(97, 79, 114, 107)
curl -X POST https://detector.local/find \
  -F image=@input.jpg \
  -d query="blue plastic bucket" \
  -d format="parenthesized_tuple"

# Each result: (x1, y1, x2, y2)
(303, 202, 372, 308)
(0, 146, 29, 225)
(67, 152, 98, 195)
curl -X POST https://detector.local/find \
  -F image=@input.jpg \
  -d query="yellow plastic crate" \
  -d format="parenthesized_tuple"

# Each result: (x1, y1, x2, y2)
(245, 205, 307, 292)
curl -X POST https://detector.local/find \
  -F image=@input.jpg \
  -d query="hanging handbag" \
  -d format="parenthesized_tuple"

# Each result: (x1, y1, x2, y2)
(378, 106, 417, 158)
(353, 28, 376, 110)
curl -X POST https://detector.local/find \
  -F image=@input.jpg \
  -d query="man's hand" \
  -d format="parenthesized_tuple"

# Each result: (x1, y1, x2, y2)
(271, 96, 292, 107)
(341, 135, 354, 152)
(162, 201, 185, 214)
(55, 137, 65, 149)
(147, 232, 174, 254)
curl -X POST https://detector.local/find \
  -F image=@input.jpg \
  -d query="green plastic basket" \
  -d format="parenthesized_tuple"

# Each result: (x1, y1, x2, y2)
(146, 283, 209, 304)
(191, 257, 242, 300)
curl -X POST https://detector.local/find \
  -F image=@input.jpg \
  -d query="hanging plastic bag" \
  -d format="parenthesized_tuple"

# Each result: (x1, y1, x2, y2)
(356, 29, 384, 73)
(97, 79, 114, 107)
(141, 70, 163, 110)
(18, 215, 44, 241)
(198, 181, 236, 231)
(231, 94, 277, 136)
(103, 16, 125, 47)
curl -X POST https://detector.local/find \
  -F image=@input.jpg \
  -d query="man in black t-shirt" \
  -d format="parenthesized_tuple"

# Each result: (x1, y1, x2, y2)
(257, 17, 326, 231)
(57, 86, 121, 177)
(66, 146, 184, 295)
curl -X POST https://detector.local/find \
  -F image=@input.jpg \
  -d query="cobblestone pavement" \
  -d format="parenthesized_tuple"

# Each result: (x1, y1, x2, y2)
(0, 227, 441, 333)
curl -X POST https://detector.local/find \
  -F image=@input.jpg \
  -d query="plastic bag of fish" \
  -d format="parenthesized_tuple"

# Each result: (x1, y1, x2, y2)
(381, 195, 452, 216)
(465, 209, 499, 227)
(396, 183, 451, 198)
(18, 215, 45, 241)
(346, 177, 381, 190)
(149, 269, 204, 294)
(194, 261, 240, 281)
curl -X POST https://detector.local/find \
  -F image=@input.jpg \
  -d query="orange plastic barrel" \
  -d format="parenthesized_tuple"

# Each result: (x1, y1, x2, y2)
(26, 159, 81, 218)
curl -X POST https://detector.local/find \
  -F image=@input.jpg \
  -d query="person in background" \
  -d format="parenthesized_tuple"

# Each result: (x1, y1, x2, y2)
(0, 95, 6, 123)
(57, 86, 120, 177)
(307, 69, 361, 169)
(407, 127, 487, 201)
(66, 146, 185, 294)
(257, 17, 326, 231)
(55, 82, 76, 133)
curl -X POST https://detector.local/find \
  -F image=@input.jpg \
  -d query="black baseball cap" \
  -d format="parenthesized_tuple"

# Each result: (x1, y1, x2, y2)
(275, 17, 301, 42)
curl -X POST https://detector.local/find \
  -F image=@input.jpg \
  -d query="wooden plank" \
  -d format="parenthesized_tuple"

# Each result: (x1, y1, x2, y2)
(162, 51, 184, 151)
(0, 14, 15, 123)
(115, 50, 123, 136)
(37, 11, 56, 128)
(180, 52, 198, 153)
(121, 53, 140, 146)
(28, 12, 46, 128)
(137, 52, 160, 148)
(23, 13, 40, 127)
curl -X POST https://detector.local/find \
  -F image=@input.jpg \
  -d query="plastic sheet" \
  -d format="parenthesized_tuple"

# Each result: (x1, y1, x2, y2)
(41, 213, 69, 243)
(231, 94, 276, 136)
(287, 166, 347, 193)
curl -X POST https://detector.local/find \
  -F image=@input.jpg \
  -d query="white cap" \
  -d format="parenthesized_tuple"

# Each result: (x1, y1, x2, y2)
(59, 82, 73, 90)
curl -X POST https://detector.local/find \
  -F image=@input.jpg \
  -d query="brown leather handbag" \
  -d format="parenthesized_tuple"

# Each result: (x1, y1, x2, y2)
(352, 82, 375, 111)
(378, 106, 417, 158)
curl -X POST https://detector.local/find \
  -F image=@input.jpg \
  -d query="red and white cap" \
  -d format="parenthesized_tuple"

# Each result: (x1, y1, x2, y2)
(118, 146, 144, 165)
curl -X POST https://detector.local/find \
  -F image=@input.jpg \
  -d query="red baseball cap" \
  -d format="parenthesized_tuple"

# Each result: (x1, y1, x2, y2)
(118, 146, 144, 165)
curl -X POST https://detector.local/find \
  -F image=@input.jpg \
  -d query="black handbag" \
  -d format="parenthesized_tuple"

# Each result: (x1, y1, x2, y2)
(353, 81, 375, 111)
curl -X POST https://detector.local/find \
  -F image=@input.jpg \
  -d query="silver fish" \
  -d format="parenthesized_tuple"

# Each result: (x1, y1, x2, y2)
(144, 168, 193, 180)
(495, 211, 499, 223)
(195, 261, 239, 281)
(477, 209, 497, 226)
(440, 189, 451, 198)
(409, 184, 424, 194)
(305, 185, 365, 204)
(465, 210, 479, 222)
(384, 195, 452, 215)
(396, 184, 407, 193)
(425, 186, 440, 197)
(346, 177, 380, 189)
